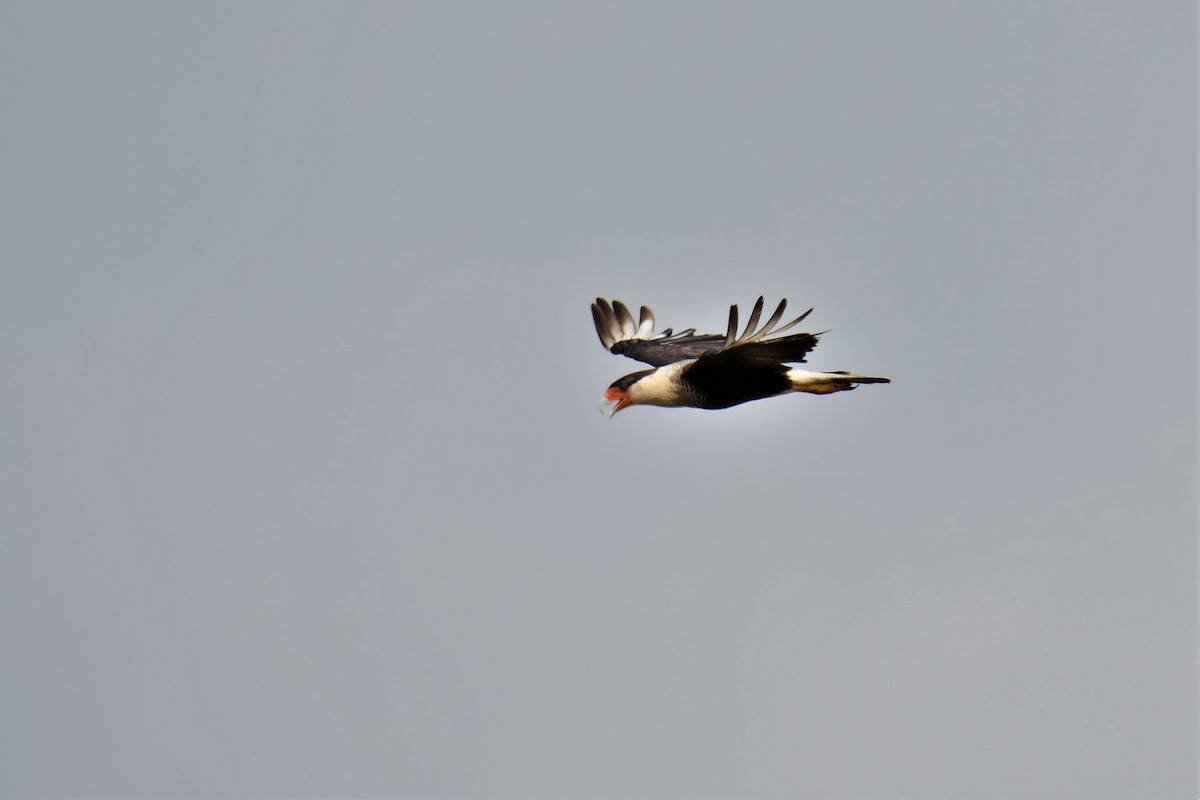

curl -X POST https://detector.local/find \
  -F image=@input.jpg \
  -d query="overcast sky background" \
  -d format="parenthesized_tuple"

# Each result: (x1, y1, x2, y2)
(1, 2, 1195, 798)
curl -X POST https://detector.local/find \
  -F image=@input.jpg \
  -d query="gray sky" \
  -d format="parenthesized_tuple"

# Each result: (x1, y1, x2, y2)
(1, 2, 1195, 797)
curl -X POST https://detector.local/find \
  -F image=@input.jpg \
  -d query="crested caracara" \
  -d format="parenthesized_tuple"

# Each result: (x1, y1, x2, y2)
(592, 296, 890, 416)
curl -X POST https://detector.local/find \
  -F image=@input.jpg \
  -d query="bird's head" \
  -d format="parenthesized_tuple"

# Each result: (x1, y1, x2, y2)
(599, 369, 655, 418)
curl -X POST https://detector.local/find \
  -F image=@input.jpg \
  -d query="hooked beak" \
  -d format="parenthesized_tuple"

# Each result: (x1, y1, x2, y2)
(599, 387, 630, 418)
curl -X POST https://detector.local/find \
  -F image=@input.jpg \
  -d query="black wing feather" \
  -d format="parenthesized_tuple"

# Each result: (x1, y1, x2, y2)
(592, 297, 819, 368)
(610, 335, 729, 367)
(717, 331, 820, 364)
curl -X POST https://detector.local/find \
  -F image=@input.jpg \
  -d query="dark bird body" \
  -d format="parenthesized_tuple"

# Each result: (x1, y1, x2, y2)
(592, 296, 889, 416)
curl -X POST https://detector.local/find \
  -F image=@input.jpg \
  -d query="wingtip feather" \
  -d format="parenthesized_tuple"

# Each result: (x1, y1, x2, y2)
(740, 296, 765, 342)
(636, 305, 655, 339)
(591, 301, 616, 349)
(612, 300, 638, 339)
(771, 307, 814, 337)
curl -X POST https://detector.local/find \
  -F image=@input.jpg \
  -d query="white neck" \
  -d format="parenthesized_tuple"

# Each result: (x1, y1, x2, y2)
(628, 361, 692, 407)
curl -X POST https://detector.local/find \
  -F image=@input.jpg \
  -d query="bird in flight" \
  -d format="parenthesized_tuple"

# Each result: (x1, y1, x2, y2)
(592, 296, 890, 417)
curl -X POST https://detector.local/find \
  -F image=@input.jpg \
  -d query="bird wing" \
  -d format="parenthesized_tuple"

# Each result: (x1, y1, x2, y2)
(592, 296, 819, 368)
(591, 298, 725, 367)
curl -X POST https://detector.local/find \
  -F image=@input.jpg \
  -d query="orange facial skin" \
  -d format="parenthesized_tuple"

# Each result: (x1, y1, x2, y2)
(606, 388, 629, 407)
(601, 387, 631, 417)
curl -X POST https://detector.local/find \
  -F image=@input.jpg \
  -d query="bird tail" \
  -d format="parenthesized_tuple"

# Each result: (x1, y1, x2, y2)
(787, 369, 891, 395)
